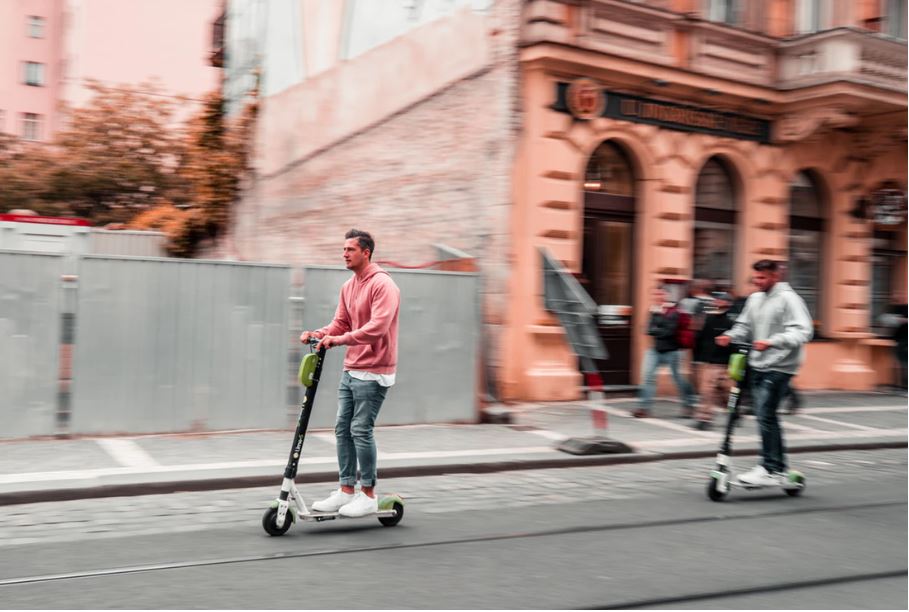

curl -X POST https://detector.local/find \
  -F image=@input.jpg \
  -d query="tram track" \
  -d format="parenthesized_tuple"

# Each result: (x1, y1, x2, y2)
(1, 498, 904, 589)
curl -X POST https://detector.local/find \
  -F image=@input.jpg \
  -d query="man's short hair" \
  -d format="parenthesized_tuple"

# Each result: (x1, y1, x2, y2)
(752, 259, 779, 273)
(345, 229, 375, 259)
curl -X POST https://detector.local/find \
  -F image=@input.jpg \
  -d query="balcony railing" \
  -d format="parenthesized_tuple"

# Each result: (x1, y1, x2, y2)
(778, 27, 907, 93)
(521, 1, 907, 94)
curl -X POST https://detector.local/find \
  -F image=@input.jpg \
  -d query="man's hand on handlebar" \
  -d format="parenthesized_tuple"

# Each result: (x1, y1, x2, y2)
(315, 335, 341, 351)
(299, 330, 322, 344)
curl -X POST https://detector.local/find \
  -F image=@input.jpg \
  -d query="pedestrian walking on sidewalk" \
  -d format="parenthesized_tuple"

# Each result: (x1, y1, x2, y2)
(716, 259, 813, 486)
(634, 286, 697, 419)
(680, 279, 713, 401)
(691, 292, 736, 430)
(299, 229, 401, 518)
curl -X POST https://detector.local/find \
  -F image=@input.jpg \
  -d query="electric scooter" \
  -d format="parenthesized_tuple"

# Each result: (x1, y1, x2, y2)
(706, 344, 805, 501)
(262, 338, 404, 535)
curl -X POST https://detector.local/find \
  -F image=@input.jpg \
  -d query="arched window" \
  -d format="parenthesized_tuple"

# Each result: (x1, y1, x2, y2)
(693, 157, 738, 285)
(584, 141, 634, 197)
(789, 171, 825, 326)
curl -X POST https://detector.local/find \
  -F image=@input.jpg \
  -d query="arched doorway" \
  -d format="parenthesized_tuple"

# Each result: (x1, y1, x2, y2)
(581, 141, 636, 386)
(693, 157, 739, 288)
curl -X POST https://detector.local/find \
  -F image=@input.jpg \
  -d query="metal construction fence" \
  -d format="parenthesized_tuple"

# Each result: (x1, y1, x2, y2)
(0, 253, 478, 437)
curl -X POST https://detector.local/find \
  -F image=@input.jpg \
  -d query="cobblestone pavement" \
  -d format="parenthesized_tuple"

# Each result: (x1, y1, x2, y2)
(1, 448, 904, 548)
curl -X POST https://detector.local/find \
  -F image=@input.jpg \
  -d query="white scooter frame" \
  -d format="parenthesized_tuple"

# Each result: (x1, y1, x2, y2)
(707, 344, 806, 501)
(262, 339, 404, 535)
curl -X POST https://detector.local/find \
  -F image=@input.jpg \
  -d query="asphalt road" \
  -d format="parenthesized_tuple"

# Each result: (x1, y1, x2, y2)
(1, 449, 906, 609)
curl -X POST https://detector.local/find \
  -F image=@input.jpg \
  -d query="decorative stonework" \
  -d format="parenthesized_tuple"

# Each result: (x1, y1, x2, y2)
(774, 106, 859, 143)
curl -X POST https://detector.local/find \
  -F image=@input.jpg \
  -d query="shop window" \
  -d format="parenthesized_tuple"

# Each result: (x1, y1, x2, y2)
(789, 171, 825, 327)
(693, 157, 738, 286)
(584, 141, 634, 196)
(870, 182, 908, 333)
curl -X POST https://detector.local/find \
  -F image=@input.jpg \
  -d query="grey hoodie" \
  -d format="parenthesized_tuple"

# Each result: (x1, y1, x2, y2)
(725, 282, 813, 374)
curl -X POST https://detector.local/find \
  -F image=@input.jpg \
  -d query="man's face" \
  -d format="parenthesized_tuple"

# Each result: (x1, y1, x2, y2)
(652, 288, 667, 304)
(752, 270, 777, 293)
(343, 238, 369, 270)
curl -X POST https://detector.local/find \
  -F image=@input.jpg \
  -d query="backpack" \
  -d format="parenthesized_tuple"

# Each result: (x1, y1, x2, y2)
(674, 308, 695, 349)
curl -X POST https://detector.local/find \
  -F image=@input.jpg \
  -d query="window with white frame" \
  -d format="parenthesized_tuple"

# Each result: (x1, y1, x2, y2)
(21, 113, 42, 141)
(705, 0, 741, 25)
(27, 15, 45, 38)
(884, 0, 907, 39)
(796, 0, 830, 34)
(23, 62, 45, 86)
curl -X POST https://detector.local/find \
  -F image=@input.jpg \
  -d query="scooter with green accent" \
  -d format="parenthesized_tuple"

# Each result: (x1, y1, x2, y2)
(706, 344, 806, 502)
(262, 338, 404, 535)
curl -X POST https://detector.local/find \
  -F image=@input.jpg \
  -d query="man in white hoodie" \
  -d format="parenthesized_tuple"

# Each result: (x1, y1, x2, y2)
(716, 259, 813, 486)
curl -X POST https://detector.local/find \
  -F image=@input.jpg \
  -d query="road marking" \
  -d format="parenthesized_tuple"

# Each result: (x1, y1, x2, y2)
(804, 406, 906, 414)
(797, 415, 879, 431)
(525, 429, 569, 442)
(95, 439, 160, 468)
(599, 405, 716, 438)
(311, 432, 337, 445)
(0, 446, 560, 485)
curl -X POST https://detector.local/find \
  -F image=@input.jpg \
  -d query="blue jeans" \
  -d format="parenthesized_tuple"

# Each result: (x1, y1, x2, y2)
(751, 369, 792, 473)
(638, 349, 696, 409)
(335, 372, 388, 488)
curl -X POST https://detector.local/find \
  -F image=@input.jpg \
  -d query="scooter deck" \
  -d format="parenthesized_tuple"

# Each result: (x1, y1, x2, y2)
(300, 509, 398, 521)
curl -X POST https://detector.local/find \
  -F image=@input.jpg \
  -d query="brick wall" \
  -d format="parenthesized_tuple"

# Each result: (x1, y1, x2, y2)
(210, 0, 523, 400)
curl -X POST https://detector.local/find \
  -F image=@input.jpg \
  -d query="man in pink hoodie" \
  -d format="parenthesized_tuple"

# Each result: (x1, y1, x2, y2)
(299, 229, 401, 517)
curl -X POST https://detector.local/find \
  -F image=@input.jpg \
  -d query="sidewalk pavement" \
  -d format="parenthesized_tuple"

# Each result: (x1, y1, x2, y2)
(0, 391, 905, 505)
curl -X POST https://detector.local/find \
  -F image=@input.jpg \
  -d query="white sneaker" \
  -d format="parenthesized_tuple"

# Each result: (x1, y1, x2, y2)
(311, 489, 355, 512)
(737, 465, 781, 486)
(338, 491, 378, 518)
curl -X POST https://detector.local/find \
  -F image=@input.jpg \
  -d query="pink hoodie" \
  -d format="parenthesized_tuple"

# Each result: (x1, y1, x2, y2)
(317, 263, 400, 374)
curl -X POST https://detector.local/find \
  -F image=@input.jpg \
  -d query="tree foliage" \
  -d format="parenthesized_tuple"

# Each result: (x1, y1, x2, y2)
(0, 80, 257, 257)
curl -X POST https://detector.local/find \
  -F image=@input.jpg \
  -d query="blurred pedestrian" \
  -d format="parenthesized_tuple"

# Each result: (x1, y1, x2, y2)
(299, 229, 400, 517)
(716, 260, 813, 486)
(680, 279, 714, 402)
(879, 300, 908, 394)
(692, 292, 736, 430)
(634, 285, 697, 418)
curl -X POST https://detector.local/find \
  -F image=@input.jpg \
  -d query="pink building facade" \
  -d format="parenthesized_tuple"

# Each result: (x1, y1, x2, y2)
(221, 1, 908, 403)
(0, 0, 221, 143)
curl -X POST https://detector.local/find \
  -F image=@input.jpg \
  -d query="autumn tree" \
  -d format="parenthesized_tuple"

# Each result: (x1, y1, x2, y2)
(1, 80, 257, 257)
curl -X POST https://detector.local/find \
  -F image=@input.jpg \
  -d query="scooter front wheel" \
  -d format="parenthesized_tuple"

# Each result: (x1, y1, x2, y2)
(262, 506, 293, 536)
(706, 477, 727, 502)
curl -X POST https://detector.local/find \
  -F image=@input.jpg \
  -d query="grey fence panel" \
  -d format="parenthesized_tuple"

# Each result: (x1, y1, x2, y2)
(70, 257, 291, 434)
(300, 266, 479, 428)
(88, 229, 167, 257)
(0, 251, 63, 437)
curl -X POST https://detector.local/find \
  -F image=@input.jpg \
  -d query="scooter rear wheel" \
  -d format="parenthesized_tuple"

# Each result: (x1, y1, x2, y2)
(378, 502, 404, 527)
(262, 507, 293, 536)
(706, 477, 727, 502)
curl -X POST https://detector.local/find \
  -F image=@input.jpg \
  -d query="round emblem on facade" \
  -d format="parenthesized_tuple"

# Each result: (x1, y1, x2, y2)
(567, 78, 605, 121)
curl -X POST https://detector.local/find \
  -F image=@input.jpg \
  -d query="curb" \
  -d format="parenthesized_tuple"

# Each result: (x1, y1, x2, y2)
(0, 440, 904, 507)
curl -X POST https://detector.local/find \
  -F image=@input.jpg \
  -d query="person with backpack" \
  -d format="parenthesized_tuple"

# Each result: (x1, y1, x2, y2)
(679, 280, 713, 401)
(691, 292, 736, 430)
(633, 285, 698, 418)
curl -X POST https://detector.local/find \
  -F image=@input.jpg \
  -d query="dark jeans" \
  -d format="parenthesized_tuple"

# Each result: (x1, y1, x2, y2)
(751, 369, 792, 473)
